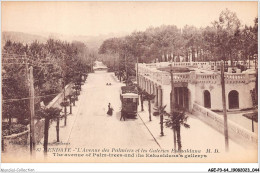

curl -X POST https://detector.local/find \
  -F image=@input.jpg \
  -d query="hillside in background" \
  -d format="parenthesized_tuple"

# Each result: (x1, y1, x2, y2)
(2, 31, 47, 45)
(2, 31, 128, 50)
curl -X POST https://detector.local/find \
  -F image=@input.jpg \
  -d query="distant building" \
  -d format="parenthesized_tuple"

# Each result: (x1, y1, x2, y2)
(93, 61, 108, 71)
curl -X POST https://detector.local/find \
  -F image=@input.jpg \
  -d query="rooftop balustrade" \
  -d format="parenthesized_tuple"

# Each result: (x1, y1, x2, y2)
(224, 73, 246, 84)
(137, 59, 257, 71)
(138, 63, 256, 86)
(196, 73, 219, 84)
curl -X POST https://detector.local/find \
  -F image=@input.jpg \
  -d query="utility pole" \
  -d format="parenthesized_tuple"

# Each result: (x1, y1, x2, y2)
(137, 56, 143, 112)
(221, 61, 229, 152)
(3, 53, 36, 155)
(29, 66, 36, 156)
(125, 53, 128, 86)
(170, 63, 177, 150)
(137, 56, 139, 87)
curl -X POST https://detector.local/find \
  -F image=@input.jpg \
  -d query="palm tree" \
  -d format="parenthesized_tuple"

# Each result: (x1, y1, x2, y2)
(137, 87, 145, 111)
(155, 105, 167, 136)
(60, 99, 70, 126)
(73, 84, 81, 96)
(165, 108, 190, 151)
(66, 94, 73, 114)
(248, 89, 258, 132)
(143, 91, 155, 121)
(36, 107, 62, 155)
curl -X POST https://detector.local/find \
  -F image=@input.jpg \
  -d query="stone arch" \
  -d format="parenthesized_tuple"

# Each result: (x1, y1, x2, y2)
(204, 90, 211, 108)
(228, 90, 239, 109)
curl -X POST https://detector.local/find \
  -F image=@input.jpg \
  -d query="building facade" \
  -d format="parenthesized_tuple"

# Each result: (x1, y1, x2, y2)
(137, 61, 257, 113)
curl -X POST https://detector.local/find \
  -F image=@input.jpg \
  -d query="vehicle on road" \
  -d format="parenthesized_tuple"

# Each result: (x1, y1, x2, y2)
(120, 86, 139, 118)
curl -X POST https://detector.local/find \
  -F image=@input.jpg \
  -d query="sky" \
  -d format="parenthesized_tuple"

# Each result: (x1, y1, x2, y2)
(2, 1, 258, 36)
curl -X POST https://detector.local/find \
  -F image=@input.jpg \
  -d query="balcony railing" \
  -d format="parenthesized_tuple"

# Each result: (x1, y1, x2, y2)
(138, 63, 256, 86)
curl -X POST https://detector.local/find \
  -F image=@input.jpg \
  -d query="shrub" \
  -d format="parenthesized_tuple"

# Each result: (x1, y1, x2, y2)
(2, 123, 28, 136)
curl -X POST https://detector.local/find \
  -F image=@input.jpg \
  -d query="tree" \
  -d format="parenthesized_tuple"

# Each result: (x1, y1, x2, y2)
(98, 8, 256, 71)
(248, 89, 258, 132)
(60, 99, 70, 126)
(202, 26, 218, 61)
(182, 25, 202, 62)
(165, 109, 190, 151)
(239, 19, 257, 68)
(212, 8, 241, 64)
(2, 39, 90, 136)
(137, 87, 145, 111)
(143, 91, 155, 121)
(36, 107, 62, 155)
(155, 105, 167, 136)
(2, 42, 30, 127)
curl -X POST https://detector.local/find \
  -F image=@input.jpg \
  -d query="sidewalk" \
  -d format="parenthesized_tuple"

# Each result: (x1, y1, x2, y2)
(33, 83, 89, 160)
(215, 110, 258, 134)
(137, 101, 249, 155)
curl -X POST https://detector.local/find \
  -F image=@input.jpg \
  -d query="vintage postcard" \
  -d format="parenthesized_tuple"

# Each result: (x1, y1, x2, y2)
(1, 1, 258, 166)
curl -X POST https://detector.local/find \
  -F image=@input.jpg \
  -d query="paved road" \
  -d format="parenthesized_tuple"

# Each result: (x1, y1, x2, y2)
(66, 71, 159, 149)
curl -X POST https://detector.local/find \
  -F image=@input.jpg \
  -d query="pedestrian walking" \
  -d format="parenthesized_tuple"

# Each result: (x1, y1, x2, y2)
(107, 103, 113, 115)
(120, 111, 126, 121)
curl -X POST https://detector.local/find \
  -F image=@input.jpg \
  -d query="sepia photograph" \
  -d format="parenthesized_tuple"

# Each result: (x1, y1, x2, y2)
(1, 0, 259, 170)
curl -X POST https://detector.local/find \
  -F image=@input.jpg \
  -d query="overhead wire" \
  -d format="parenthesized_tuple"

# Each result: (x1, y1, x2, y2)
(2, 53, 78, 104)
(2, 92, 64, 103)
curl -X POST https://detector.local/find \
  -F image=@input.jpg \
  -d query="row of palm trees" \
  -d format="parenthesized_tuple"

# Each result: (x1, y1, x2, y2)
(137, 86, 190, 151)
(36, 74, 87, 155)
